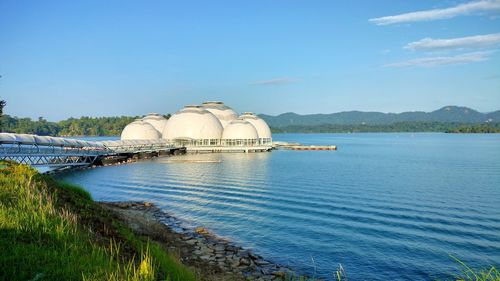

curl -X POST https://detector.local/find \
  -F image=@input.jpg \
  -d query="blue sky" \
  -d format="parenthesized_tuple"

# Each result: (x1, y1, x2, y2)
(0, 0, 499, 120)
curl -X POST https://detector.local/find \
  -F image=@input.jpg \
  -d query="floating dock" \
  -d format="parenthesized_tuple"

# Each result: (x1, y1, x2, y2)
(280, 145, 337, 151)
(272, 142, 337, 151)
(186, 146, 272, 153)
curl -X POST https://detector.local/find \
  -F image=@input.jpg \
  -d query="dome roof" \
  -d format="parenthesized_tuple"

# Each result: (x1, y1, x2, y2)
(121, 120, 161, 140)
(201, 101, 238, 128)
(222, 119, 259, 140)
(162, 105, 223, 140)
(142, 113, 168, 133)
(239, 112, 272, 139)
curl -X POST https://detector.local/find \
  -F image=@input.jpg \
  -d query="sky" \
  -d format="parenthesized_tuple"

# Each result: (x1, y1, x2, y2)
(0, 0, 499, 120)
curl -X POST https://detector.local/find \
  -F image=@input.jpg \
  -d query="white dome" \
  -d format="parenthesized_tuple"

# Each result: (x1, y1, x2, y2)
(239, 112, 272, 139)
(162, 105, 223, 140)
(121, 120, 161, 140)
(142, 113, 168, 133)
(222, 119, 259, 140)
(201, 101, 238, 128)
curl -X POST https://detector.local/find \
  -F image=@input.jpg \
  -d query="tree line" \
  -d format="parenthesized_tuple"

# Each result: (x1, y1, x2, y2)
(2, 115, 500, 136)
(1, 115, 140, 136)
(1, 104, 498, 136)
(0, 98, 172, 136)
(270, 122, 500, 133)
(0, 100, 6, 131)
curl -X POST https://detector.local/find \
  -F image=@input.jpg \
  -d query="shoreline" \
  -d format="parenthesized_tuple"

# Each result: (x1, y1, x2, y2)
(100, 201, 295, 281)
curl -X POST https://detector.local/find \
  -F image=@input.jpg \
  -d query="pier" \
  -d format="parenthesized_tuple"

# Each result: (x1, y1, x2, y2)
(273, 142, 337, 151)
(1, 133, 334, 170)
(0, 133, 183, 169)
(180, 145, 272, 153)
(281, 145, 337, 151)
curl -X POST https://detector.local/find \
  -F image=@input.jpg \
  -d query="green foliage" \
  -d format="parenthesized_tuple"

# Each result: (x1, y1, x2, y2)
(0, 100, 5, 115)
(56, 181, 93, 201)
(0, 161, 196, 281)
(271, 122, 500, 133)
(113, 222, 196, 281)
(335, 264, 347, 281)
(0, 99, 5, 131)
(442, 256, 500, 281)
(1, 115, 144, 136)
(445, 124, 500, 133)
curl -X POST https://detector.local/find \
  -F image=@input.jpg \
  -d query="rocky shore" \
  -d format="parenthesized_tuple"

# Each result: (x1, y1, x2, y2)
(100, 201, 295, 281)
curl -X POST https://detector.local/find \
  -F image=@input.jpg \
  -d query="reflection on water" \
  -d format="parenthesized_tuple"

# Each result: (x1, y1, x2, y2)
(61, 133, 500, 281)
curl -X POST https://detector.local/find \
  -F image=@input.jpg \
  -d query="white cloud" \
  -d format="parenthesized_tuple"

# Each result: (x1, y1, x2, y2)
(250, 77, 299, 86)
(370, 0, 500, 25)
(405, 33, 500, 50)
(385, 51, 493, 67)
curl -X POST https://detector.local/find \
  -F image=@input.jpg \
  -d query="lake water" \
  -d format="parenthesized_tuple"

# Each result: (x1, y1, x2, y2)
(60, 133, 500, 280)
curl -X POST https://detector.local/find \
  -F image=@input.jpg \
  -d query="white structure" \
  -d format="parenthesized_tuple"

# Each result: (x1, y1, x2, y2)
(121, 120, 161, 140)
(120, 101, 273, 152)
(201, 101, 238, 128)
(222, 119, 259, 146)
(162, 105, 224, 146)
(142, 113, 169, 133)
(239, 112, 272, 145)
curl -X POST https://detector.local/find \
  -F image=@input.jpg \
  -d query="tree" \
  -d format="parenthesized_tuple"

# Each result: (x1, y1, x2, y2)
(0, 99, 6, 131)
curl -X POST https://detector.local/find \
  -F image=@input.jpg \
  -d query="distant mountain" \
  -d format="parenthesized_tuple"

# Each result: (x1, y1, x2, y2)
(259, 106, 499, 127)
(486, 110, 500, 121)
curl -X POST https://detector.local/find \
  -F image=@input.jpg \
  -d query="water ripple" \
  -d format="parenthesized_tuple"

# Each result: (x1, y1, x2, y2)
(61, 133, 500, 281)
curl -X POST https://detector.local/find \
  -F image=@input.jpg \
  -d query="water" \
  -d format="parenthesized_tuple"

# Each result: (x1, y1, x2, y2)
(60, 133, 500, 280)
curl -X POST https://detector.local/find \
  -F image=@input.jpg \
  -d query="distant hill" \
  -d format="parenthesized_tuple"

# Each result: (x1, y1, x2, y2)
(2, 106, 499, 135)
(259, 106, 500, 127)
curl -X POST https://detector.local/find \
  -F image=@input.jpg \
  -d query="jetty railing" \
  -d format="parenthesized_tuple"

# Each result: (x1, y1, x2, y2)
(0, 133, 177, 168)
(101, 139, 175, 154)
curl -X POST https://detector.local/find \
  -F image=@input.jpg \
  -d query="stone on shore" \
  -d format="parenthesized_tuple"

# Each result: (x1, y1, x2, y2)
(101, 201, 297, 280)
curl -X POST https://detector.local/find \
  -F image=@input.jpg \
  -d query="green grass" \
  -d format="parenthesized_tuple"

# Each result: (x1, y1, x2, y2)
(111, 218, 197, 281)
(443, 256, 500, 281)
(57, 180, 93, 201)
(0, 161, 196, 281)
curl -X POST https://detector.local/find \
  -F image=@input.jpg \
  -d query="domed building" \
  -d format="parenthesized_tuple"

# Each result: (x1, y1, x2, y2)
(201, 101, 238, 128)
(239, 112, 272, 145)
(121, 119, 161, 140)
(222, 119, 259, 146)
(162, 105, 224, 146)
(120, 102, 272, 152)
(142, 113, 168, 133)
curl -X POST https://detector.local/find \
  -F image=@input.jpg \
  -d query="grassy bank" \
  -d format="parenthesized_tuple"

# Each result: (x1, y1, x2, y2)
(0, 161, 196, 281)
